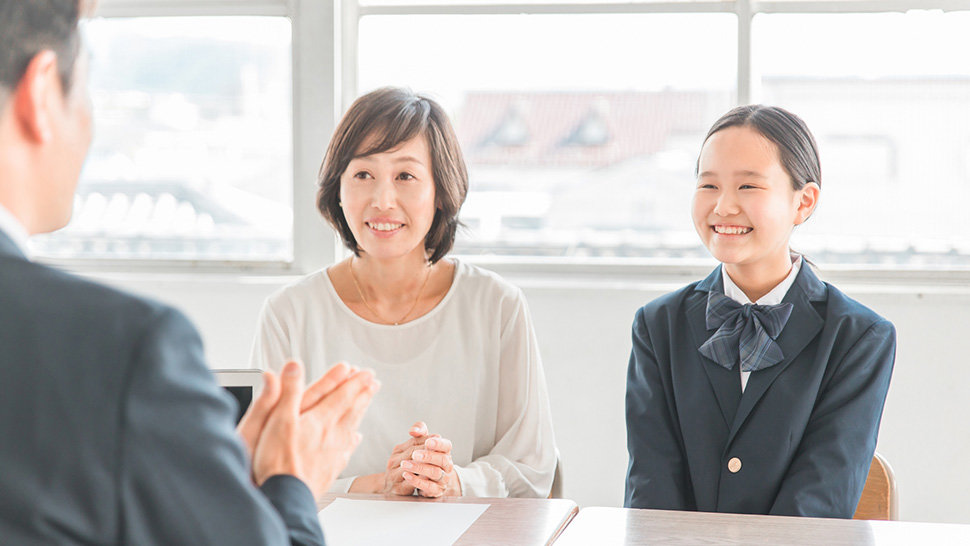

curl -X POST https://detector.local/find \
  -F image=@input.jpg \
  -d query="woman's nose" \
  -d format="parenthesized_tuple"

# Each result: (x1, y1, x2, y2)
(372, 177, 397, 210)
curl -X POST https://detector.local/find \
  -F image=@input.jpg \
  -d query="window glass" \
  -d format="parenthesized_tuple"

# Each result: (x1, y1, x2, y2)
(754, 11, 970, 267)
(358, 13, 737, 258)
(32, 17, 293, 261)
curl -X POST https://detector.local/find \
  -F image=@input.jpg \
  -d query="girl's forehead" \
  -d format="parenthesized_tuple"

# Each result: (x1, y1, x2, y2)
(700, 126, 781, 167)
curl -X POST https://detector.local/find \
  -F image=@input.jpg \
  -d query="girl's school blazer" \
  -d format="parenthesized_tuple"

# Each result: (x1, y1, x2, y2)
(624, 264, 896, 518)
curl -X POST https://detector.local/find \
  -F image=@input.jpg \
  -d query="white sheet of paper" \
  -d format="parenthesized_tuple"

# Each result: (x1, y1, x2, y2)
(318, 498, 489, 546)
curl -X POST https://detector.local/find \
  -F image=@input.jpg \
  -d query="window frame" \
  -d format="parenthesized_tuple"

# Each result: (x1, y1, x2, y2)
(52, 0, 970, 286)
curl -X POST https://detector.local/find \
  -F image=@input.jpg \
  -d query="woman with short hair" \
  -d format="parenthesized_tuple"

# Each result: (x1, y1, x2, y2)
(251, 87, 557, 498)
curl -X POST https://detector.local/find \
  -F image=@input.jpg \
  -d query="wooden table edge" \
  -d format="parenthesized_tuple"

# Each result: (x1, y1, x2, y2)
(546, 503, 580, 546)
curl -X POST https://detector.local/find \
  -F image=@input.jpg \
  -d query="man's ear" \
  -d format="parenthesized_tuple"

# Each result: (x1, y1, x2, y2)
(794, 181, 820, 225)
(12, 50, 62, 144)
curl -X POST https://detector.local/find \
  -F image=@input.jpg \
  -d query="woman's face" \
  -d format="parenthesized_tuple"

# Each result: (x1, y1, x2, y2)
(692, 125, 810, 273)
(339, 134, 437, 262)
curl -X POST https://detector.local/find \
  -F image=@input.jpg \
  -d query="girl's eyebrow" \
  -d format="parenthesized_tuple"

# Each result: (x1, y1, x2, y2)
(734, 170, 767, 179)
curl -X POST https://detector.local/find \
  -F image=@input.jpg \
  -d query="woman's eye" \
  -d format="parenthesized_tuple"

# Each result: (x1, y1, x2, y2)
(397, 172, 416, 181)
(352, 171, 371, 180)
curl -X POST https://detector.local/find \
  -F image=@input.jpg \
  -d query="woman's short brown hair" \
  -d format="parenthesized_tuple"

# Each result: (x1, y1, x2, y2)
(317, 87, 469, 264)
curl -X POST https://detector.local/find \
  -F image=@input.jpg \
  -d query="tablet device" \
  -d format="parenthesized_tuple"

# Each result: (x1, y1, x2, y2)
(214, 369, 264, 425)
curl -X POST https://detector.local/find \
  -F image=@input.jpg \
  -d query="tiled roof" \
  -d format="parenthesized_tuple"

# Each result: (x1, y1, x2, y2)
(456, 91, 711, 168)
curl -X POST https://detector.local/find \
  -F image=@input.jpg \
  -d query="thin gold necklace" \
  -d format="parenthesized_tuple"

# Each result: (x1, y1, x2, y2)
(349, 258, 432, 325)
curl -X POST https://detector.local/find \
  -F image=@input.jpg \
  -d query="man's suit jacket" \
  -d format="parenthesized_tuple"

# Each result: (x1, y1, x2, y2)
(0, 232, 325, 545)
(624, 264, 895, 517)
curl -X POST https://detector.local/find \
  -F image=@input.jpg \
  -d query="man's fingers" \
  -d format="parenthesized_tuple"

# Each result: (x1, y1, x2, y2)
(236, 370, 280, 452)
(300, 362, 353, 413)
(338, 379, 379, 431)
(275, 360, 305, 417)
(304, 369, 375, 424)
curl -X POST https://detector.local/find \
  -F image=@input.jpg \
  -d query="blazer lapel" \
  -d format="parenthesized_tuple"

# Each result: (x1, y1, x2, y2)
(688, 266, 742, 429)
(725, 264, 826, 445)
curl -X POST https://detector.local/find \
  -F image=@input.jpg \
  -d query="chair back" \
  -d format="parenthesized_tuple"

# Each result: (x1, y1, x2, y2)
(853, 452, 898, 520)
(548, 457, 564, 499)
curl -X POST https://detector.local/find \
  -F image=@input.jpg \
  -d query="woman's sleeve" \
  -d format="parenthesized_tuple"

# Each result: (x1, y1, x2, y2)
(453, 291, 558, 498)
(769, 319, 896, 518)
(248, 297, 291, 373)
(624, 307, 693, 510)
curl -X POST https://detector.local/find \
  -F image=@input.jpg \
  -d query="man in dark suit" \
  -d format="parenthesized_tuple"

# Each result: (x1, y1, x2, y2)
(0, 1, 377, 543)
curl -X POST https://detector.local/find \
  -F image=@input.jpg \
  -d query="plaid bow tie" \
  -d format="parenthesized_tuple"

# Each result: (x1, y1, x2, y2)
(698, 290, 794, 373)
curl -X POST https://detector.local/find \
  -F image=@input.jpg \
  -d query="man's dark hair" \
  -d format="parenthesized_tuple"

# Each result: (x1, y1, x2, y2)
(0, 0, 84, 100)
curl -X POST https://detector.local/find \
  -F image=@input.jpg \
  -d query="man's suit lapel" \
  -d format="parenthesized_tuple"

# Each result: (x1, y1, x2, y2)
(688, 266, 742, 429)
(725, 264, 826, 444)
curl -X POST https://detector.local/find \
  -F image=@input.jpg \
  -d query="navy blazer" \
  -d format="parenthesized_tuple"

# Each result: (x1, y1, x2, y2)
(624, 264, 895, 517)
(0, 232, 325, 545)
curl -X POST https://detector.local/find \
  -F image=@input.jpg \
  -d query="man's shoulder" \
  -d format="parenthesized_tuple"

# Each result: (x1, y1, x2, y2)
(0, 256, 190, 344)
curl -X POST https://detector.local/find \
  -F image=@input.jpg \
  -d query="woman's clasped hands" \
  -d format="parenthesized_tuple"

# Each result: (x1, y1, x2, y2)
(384, 421, 461, 498)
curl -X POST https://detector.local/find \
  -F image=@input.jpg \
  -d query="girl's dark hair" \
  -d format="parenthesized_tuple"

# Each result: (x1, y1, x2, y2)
(317, 87, 468, 264)
(698, 105, 821, 191)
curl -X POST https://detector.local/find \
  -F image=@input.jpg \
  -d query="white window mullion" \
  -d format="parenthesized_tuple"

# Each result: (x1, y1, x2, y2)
(291, 0, 341, 273)
(737, 0, 753, 105)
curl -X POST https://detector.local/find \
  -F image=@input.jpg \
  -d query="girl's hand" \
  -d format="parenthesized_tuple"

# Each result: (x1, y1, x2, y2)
(401, 436, 462, 498)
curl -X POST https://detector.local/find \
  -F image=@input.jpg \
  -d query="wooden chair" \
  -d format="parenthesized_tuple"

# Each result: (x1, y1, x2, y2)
(853, 452, 898, 520)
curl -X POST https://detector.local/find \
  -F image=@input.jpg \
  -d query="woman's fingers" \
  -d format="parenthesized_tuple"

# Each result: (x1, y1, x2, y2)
(409, 421, 428, 437)
(400, 460, 446, 481)
(402, 471, 445, 498)
(424, 437, 452, 453)
(411, 449, 454, 472)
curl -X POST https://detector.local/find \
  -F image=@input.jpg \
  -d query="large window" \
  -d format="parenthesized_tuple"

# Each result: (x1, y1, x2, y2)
(32, 16, 294, 262)
(354, 0, 970, 268)
(38, 1, 970, 272)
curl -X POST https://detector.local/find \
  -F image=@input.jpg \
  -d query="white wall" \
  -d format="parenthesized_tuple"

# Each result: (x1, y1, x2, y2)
(93, 268, 970, 524)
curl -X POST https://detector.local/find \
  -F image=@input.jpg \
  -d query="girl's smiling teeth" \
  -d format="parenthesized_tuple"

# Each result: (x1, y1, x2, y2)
(366, 221, 404, 232)
(713, 225, 752, 235)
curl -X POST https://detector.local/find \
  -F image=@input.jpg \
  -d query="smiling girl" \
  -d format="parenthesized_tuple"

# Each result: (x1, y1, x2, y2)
(250, 87, 557, 499)
(624, 105, 896, 517)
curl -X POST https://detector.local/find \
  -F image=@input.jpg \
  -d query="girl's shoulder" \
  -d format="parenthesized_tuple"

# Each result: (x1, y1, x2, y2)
(817, 280, 894, 336)
(635, 268, 717, 321)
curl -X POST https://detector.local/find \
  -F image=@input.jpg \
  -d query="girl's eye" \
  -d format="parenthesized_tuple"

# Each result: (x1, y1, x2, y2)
(397, 172, 416, 181)
(352, 171, 371, 180)
(739, 184, 758, 190)
(698, 183, 717, 190)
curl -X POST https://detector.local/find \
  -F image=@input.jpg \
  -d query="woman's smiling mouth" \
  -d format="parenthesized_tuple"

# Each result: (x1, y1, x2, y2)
(366, 221, 405, 232)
